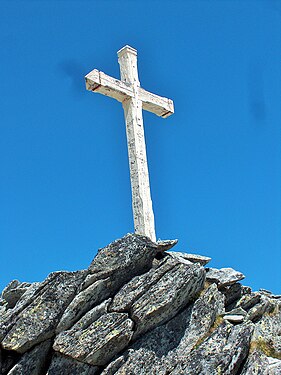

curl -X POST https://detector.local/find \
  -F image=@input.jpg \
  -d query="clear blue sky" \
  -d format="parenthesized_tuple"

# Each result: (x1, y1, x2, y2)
(0, 1, 280, 294)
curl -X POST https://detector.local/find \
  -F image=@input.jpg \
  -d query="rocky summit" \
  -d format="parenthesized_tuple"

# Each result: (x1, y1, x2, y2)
(0, 234, 280, 375)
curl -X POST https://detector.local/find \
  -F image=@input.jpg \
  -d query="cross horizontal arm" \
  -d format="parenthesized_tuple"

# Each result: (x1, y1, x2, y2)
(85, 69, 133, 103)
(85, 69, 174, 118)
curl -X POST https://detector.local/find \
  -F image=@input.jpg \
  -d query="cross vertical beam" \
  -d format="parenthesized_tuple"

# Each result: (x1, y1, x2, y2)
(118, 46, 156, 241)
(85, 45, 174, 242)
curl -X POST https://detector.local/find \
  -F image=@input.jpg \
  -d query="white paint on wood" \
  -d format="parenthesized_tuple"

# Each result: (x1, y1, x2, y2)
(85, 45, 174, 241)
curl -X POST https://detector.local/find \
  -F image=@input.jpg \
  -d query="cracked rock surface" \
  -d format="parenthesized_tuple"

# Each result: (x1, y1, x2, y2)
(0, 233, 280, 374)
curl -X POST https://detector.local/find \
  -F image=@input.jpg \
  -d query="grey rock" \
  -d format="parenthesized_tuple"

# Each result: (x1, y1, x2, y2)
(224, 307, 247, 316)
(237, 292, 261, 311)
(0, 282, 44, 340)
(223, 307, 247, 323)
(7, 339, 52, 375)
(164, 283, 225, 369)
(56, 277, 112, 332)
(88, 233, 177, 284)
(2, 280, 32, 309)
(246, 296, 275, 322)
(156, 239, 178, 251)
(240, 350, 281, 375)
(101, 356, 126, 375)
(131, 262, 205, 338)
(206, 267, 245, 288)
(251, 303, 281, 357)
(1, 270, 85, 353)
(54, 312, 134, 366)
(47, 353, 98, 375)
(109, 256, 177, 313)
(172, 321, 254, 374)
(268, 357, 281, 374)
(224, 314, 245, 324)
(0, 298, 8, 315)
(240, 350, 270, 374)
(0, 350, 20, 374)
(260, 289, 281, 299)
(71, 298, 111, 331)
(222, 283, 251, 308)
(168, 251, 211, 265)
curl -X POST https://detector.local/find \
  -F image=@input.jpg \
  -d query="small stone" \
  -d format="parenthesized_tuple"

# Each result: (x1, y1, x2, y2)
(260, 289, 281, 299)
(206, 267, 245, 288)
(101, 356, 125, 375)
(156, 239, 178, 252)
(168, 251, 211, 266)
(223, 314, 244, 324)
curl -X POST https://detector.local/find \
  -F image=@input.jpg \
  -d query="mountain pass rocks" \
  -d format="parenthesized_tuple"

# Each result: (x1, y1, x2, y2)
(0, 233, 280, 374)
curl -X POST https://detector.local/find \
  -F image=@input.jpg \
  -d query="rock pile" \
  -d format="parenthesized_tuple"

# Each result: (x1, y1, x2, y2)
(0, 234, 280, 374)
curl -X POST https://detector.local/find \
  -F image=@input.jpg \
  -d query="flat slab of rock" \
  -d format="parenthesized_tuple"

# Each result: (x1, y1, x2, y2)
(206, 267, 245, 288)
(223, 314, 245, 324)
(54, 312, 134, 366)
(168, 251, 211, 266)
(131, 262, 205, 338)
(88, 234, 177, 284)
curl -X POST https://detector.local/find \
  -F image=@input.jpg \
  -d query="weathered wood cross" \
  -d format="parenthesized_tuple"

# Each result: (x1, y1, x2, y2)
(85, 45, 174, 242)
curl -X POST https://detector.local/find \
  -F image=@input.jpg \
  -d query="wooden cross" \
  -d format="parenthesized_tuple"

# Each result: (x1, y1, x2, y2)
(85, 45, 174, 242)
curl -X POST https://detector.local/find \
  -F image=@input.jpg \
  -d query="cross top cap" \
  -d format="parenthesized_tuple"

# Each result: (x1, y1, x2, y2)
(117, 45, 137, 58)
